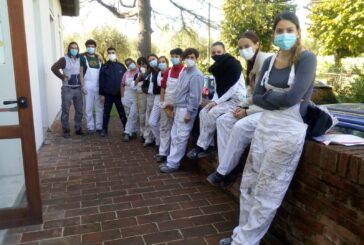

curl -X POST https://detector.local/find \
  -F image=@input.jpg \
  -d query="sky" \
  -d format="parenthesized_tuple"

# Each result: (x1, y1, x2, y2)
(62, 0, 311, 44)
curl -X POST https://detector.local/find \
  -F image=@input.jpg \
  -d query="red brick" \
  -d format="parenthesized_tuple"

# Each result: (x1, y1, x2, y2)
(127, 186, 155, 194)
(150, 203, 181, 213)
(170, 208, 203, 219)
(116, 207, 149, 219)
(113, 194, 143, 203)
(179, 200, 210, 209)
(167, 237, 207, 245)
(101, 217, 137, 230)
(200, 204, 232, 214)
(64, 223, 101, 236)
(214, 220, 238, 232)
(142, 190, 172, 199)
(21, 228, 62, 242)
(81, 212, 116, 224)
(43, 217, 80, 229)
(158, 218, 195, 231)
(143, 230, 183, 244)
(81, 198, 112, 208)
(99, 202, 131, 212)
(65, 207, 99, 217)
(82, 229, 121, 244)
(181, 225, 217, 238)
(337, 153, 350, 178)
(39, 235, 81, 245)
(348, 156, 361, 183)
(131, 197, 163, 208)
(137, 212, 171, 224)
(120, 223, 158, 237)
(162, 194, 191, 203)
(190, 214, 225, 226)
(104, 236, 144, 245)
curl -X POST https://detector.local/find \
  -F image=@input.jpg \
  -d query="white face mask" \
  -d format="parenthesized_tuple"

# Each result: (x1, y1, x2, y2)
(239, 47, 255, 60)
(108, 54, 117, 61)
(140, 67, 146, 73)
(184, 59, 195, 68)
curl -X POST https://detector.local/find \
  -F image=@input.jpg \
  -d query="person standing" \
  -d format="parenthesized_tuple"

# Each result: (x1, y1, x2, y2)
(207, 31, 270, 187)
(121, 58, 139, 141)
(134, 57, 148, 141)
(80, 39, 103, 134)
(99, 47, 127, 137)
(220, 11, 317, 245)
(156, 48, 184, 163)
(141, 54, 160, 147)
(148, 56, 169, 148)
(51, 41, 84, 138)
(159, 48, 204, 173)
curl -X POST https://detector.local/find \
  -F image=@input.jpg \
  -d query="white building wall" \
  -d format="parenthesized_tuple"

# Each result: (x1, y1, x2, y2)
(22, 0, 64, 150)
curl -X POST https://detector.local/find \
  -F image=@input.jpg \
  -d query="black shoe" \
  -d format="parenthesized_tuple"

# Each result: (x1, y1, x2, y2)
(206, 171, 224, 187)
(100, 130, 107, 137)
(63, 129, 70, 138)
(75, 129, 85, 136)
(96, 129, 102, 134)
(187, 146, 216, 159)
(155, 154, 167, 163)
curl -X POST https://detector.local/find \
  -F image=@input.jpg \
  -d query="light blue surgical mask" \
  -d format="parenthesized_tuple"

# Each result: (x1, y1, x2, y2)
(86, 47, 95, 54)
(274, 34, 297, 51)
(69, 48, 78, 56)
(128, 63, 136, 70)
(149, 59, 158, 68)
(158, 62, 167, 71)
(171, 57, 180, 65)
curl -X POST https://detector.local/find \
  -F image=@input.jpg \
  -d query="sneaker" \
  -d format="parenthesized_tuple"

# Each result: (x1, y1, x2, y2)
(100, 130, 107, 137)
(219, 237, 233, 245)
(63, 129, 70, 138)
(75, 129, 85, 136)
(144, 141, 154, 147)
(159, 163, 167, 168)
(206, 171, 224, 187)
(187, 146, 215, 159)
(159, 164, 178, 173)
(155, 154, 167, 163)
(123, 133, 130, 142)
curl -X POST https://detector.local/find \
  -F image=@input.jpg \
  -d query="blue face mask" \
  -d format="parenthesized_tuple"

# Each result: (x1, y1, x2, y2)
(69, 48, 78, 57)
(86, 47, 95, 54)
(274, 34, 297, 51)
(128, 63, 136, 70)
(158, 63, 167, 71)
(149, 59, 158, 68)
(171, 57, 180, 65)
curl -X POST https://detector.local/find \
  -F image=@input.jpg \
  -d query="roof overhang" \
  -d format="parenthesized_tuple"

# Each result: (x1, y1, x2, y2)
(60, 0, 80, 17)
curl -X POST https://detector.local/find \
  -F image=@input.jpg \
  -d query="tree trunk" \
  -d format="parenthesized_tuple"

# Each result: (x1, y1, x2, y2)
(137, 0, 151, 57)
(334, 53, 342, 68)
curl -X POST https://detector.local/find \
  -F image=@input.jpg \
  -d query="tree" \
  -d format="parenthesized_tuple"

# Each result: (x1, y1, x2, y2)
(308, 0, 364, 66)
(81, 0, 219, 57)
(221, 0, 295, 55)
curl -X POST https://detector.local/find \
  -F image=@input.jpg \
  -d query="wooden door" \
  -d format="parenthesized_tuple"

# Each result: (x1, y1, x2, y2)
(0, 0, 42, 228)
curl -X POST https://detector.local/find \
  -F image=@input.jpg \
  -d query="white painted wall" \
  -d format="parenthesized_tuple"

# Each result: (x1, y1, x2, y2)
(22, 0, 64, 150)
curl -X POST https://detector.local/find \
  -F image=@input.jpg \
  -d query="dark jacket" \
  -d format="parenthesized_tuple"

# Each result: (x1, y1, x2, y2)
(141, 69, 161, 95)
(99, 60, 126, 96)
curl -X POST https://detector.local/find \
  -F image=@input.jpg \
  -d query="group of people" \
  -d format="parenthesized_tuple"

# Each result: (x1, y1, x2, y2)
(52, 11, 317, 245)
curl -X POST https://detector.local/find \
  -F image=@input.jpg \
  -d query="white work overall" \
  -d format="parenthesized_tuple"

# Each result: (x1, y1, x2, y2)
(122, 74, 138, 136)
(158, 69, 180, 156)
(232, 55, 308, 245)
(84, 57, 103, 131)
(197, 75, 246, 150)
(149, 71, 163, 146)
(144, 73, 155, 144)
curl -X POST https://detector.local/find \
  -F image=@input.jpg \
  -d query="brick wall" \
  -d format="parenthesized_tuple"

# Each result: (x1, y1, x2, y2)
(195, 141, 364, 244)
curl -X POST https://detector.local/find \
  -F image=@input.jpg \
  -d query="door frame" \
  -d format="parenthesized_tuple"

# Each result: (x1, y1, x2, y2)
(0, 0, 42, 228)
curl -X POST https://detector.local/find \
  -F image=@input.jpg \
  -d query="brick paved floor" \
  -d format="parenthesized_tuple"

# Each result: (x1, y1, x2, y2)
(2, 117, 240, 245)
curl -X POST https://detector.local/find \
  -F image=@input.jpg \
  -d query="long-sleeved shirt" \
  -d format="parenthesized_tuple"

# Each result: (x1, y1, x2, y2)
(253, 51, 317, 116)
(211, 74, 246, 104)
(174, 65, 204, 116)
(51, 57, 67, 80)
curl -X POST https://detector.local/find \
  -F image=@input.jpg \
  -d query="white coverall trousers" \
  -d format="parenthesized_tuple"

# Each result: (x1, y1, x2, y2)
(216, 112, 261, 175)
(196, 99, 239, 150)
(144, 94, 155, 143)
(158, 108, 173, 156)
(231, 104, 307, 245)
(84, 65, 103, 131)
(166, 107, 197, 169)
(149, 95, 161, 146)
(122, 86, 138, 136)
